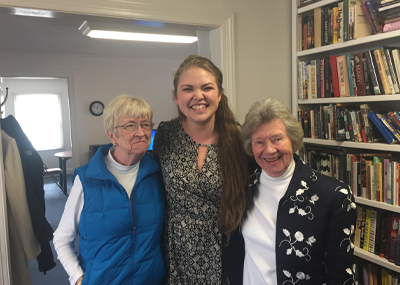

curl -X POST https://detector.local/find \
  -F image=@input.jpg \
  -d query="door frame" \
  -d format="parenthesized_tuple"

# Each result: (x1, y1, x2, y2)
(0, 1, 235, 284)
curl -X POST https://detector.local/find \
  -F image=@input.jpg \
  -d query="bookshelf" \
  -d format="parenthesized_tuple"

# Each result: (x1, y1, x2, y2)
(292, 0, 400, 276)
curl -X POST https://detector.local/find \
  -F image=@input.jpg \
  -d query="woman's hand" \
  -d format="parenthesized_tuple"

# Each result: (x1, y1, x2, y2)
(76, 275, 84, 285)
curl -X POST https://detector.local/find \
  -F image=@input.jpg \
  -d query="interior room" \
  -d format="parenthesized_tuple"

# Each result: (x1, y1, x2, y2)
(0, 0, 292, 284)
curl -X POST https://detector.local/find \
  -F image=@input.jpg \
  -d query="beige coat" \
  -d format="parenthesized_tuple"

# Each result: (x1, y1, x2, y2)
(2, 130, 40, 285)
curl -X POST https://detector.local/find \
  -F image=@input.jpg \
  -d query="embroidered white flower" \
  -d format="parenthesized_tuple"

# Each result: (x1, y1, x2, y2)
(282, 270, 311, 284)
(279, 229, 313, 262)
(295, 231, 304, 242)
(309, 194, 319, 204)
(341, 225, 355, 252)
(343, 264, 357, 285)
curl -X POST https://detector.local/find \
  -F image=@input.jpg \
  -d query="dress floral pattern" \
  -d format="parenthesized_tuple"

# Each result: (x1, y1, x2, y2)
(153, 119, 228, 285)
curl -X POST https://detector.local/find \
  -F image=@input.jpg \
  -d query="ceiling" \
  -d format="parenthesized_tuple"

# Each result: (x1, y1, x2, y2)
(0, 7, 214, 58)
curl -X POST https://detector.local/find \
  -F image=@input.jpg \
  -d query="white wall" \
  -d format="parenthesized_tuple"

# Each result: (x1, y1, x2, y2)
(0, 52, 183, 168)
(0, 0, 292, 166)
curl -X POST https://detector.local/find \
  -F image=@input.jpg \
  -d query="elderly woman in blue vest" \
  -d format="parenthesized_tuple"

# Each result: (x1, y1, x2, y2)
(53, 95, 165, 285)
(227, 98, 357, 285)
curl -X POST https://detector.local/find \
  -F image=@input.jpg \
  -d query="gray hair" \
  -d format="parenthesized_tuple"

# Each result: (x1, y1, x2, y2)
(103, 94, 153, 137)
(241, 98, 303, 156)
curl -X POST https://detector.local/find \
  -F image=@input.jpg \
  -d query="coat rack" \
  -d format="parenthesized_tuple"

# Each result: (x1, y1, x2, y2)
(0, 87, 9, 114)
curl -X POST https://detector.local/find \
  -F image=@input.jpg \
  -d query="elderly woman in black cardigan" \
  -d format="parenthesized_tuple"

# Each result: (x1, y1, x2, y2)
(227, 98, 357, 285)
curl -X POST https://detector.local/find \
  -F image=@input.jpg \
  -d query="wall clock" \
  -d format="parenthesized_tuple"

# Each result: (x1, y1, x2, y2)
(89, 101, 104, 116)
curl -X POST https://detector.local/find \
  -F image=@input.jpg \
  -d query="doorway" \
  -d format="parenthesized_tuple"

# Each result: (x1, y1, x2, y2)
(0, 2, 235, 284)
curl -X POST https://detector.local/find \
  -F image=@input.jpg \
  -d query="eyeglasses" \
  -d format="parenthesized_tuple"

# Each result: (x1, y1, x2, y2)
(115, 122, 154, 132)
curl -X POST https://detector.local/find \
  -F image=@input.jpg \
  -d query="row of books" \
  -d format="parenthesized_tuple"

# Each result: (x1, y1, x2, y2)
(379, 2, 400, 32)
(300, 0, 375, 51)
(298, 104, 376, 143)
(298, 47, 400, 99)
(302, 145, 400, 205)
(355, 258, 400, 284)
(355, 206, 400, 266)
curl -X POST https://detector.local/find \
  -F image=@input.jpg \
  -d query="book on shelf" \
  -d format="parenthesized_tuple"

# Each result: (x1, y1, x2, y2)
(374, 156, 383, 202)
(338, 2, 344, 43)
(391, 49, 400, 88)
(322, 6, 330, 46)
(324, 56, 331, 97)
(366, 159, 373, 200)
(367, 0, 383, 32)
(354, 53, 367, 96)
(374, 48, 393, 94)
(353, 0, 374, 38)
(369, 209, 378, 253)
(361, 0, 378, 34)
(380, 47, 397, 94)
(314, 7, 322, 48)
(376, 112, 400, 141)
(361, 54, 373, 95)
(360, 103, 375, 142)
(319, 58, 325, 98)
(387, 214, 399, 263)
(309, 60, 318, 99)
(332, 6, 339, 44)
(384, 48, 400, 93)
(298, 62, 304, 100)
(349, 55, 358, 96)
(349, 5, 355, 40)
(363, 207, 372, 251)
(368, 111, 400, 144)
(317, 58, 321, 98)
(365, 50, 383, 94)
(336, 55, 351, 97)
(384, 19, 400, 31)
(357, 109, 368, 142)
(302, 61, 309, 99)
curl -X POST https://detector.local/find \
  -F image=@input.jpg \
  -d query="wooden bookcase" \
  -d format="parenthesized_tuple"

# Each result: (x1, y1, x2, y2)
(292, 0, 400, 274)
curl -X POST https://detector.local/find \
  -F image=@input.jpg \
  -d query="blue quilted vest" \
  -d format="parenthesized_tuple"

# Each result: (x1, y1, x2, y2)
(75, 144, 165, 285)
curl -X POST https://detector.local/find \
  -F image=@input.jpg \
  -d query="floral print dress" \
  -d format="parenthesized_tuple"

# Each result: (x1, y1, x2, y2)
(153, 119, 228, 285)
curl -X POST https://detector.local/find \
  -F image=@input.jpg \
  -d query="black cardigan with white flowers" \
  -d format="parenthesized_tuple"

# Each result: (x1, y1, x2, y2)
(226, 154, 357, 285)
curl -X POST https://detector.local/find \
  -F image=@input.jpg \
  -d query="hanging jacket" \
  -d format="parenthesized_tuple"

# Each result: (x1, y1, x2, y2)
(1, 115, 55, 273)
(75, 144, 165, 285)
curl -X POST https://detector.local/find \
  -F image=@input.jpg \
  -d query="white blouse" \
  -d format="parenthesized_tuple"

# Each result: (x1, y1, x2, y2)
(242, 159, 295, 285)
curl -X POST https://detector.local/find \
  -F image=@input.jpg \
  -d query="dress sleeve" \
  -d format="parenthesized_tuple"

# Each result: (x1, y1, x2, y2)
(325, 183, 357, 285)
(53, 175, 84, 285)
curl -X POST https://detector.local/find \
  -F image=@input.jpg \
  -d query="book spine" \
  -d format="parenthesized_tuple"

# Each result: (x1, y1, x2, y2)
(367, 0, 382, 33)
(374, 49, 392, 94)
(368, 209, 377, 253)
(361, 1, 378, 34)
(338, 2, 344, 43)
(351, 59, 358, 96)
(362, 55, 372, 95)
(388, 162, 393, 204)
(349, 6, 355, 40)
(380, 47, 396, 94)
(320, 58, 325, 98)
(377, 162, 383, 202)
(302, 61, 309, 99)
(324, 56, 331, 97)
(331, 55, 341, 97)
(343, 0, 349, 41)
(360, 104, 374, 143)
(310, 60, 317, 99)
(314, 7, 322, 48)
(377, 112, 400, 141)
(363, 208, 371, 250)
(368, 111, 397, 144)
(383, 20, 400, 32)
(389, 112, 400, 129)
(332, 7, 339, 44)
(392, 49, 400, 89)
(354, 53, 366, 96)
(388, 216, 399, 263)
(385, 48, 400, 93)
(357, 109, 368, 142)
(336, 55, 350, 97)
(298, 61, 304, 100)
(366, 50, 382, 94)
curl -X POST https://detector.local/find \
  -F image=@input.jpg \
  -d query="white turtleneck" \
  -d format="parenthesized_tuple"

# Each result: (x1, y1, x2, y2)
(53, 146, 140, 285)
(242, 159, 295, 285)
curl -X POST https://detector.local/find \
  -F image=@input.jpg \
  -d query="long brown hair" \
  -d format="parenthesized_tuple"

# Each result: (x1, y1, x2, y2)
(173, 55, 248, 233)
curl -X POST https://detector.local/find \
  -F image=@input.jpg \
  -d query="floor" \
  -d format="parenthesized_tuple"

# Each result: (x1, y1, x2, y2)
(28, 175, 73, 285)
